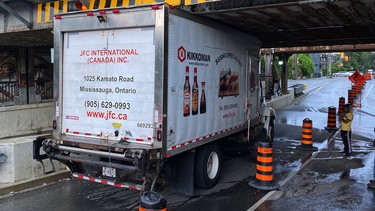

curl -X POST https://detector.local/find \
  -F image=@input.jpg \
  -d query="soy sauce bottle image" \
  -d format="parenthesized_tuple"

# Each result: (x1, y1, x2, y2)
(183, 66, 191, 117)
(200, 82, 206, 114)
(192, 68, 199, 115)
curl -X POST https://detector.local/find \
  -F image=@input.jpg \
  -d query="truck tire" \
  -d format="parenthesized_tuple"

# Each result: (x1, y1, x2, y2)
(194, 143, 221, 189)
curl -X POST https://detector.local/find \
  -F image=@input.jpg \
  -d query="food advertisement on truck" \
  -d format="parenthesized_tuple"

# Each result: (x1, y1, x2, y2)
(62, 28, 156, 142)
(167, 14, 247, 148)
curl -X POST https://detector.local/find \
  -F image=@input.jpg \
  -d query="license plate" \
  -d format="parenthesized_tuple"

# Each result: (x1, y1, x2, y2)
(102, 167, 116, 178)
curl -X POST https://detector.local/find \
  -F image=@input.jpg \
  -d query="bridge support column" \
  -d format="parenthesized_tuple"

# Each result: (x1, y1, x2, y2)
(312, 53, 321, 78)
(278, 53, 292, 95)
(264, 53, 273, 100)
(16, 48, 39, 105)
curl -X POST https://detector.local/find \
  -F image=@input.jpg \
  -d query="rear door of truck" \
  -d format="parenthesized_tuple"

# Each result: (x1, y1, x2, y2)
(60, 14, 157, 144)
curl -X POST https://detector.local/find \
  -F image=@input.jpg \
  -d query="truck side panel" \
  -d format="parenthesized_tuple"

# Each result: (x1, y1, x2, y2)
(166, 11, 261, 155)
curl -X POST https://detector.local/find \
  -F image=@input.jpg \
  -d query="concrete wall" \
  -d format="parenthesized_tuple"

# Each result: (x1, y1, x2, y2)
(0, 103, 67, 184)
(0, 135, 66, 183)
(0, 102, 53, 139)
(266, 88, 295, 109)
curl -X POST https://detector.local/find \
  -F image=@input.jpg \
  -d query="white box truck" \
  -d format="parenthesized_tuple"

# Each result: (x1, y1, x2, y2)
(34, 3, 275, 195)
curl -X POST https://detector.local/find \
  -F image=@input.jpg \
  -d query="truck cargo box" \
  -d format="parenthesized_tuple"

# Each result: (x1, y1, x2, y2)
(34, 3, 273, 195)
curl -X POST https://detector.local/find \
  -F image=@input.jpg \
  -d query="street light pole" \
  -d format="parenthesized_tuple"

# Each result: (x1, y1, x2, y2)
(293, 54, 298, 79)
(328, 54, 332, 77)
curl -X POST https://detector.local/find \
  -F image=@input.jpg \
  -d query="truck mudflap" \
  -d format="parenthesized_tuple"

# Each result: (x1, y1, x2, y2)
(261, 106, 276, 142)
(72, 173, 144, 191)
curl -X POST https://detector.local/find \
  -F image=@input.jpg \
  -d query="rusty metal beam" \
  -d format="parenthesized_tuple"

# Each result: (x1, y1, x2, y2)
(0, 2, 32, 29)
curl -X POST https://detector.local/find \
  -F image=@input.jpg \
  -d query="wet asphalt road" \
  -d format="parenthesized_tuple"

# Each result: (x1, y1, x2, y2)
(0, 77, 374, 211)
(286, 77, 375, 138)
(0, 125, 319, 211)
(261, 77, 375, 211)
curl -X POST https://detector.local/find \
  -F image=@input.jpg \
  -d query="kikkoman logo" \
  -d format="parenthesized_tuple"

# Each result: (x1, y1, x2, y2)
(177, 46, 210, 63)
(178, 46, 186, 62)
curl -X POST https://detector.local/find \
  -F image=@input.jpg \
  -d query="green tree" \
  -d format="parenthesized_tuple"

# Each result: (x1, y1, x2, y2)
(299, 54, 314, 77)
(331, 61, 346, 74)
(287, 54, 314, 78)
(343, 52, 375, 71)
(321, 65, 328, 77)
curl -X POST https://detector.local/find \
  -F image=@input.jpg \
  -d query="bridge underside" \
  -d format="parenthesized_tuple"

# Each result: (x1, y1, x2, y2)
(0, 29, 52, 47)
(185, 0, 375, 50)
(0, 0, 374, 51)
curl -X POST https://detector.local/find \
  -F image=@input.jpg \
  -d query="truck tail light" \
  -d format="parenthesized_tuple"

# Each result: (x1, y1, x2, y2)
(99, 10, 106, 15)
(53, 120, 57, 130)
(157, 130, 162, 142)
(112, 9, 120, 14)
(87, 11, 94, 16)
(151, 5, 160, 10)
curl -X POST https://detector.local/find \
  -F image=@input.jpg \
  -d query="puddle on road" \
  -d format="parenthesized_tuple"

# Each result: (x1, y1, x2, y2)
(170, 179, 268, 211)
(263, 144, 375, 211)
(175, 124, 374, 211)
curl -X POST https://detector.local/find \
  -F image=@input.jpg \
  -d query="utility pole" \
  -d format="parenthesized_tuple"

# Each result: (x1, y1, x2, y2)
(328, 54, 332, 77)
(293, 54, 298, 79)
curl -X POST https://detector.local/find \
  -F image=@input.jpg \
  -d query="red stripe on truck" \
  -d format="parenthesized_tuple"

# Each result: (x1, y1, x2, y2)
(167, 124, 244, 151)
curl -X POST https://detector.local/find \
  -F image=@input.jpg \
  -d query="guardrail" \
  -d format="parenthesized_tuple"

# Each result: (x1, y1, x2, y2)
(0, 82, 17, 102)
(0, 81, 53, 104)
(289, 84, 304, 97)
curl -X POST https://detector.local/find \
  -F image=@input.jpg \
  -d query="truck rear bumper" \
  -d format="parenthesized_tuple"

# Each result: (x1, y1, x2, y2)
(73, 173, 143, 190)
(50, 153, 137, 172)
(33, 135, 161, 189)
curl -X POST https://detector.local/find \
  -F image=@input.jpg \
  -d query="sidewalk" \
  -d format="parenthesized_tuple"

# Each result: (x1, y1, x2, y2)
(0, 170, 71, 197)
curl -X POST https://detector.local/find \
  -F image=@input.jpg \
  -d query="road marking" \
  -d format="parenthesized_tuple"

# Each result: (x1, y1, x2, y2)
(248, 131, 340, 211)
(361, 83, 374, 103)
(247, 190, 277, 211)
(292, 81, 331, 103)
(308, 81, 331, 94)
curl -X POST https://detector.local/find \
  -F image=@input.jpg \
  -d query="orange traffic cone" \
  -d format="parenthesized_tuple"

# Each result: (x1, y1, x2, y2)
(297, 118, 318, 151)
(139, 191, 167, 211)
(249, 141, 279, 190)
(325, 106, 338, 132)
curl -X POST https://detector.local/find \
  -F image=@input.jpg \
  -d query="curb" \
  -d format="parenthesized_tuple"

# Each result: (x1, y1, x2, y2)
(0, 170, 72, 197)
(248, 145, 318, 211)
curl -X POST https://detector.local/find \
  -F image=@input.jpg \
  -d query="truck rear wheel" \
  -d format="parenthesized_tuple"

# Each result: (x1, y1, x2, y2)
(194, 143, 221, 189)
